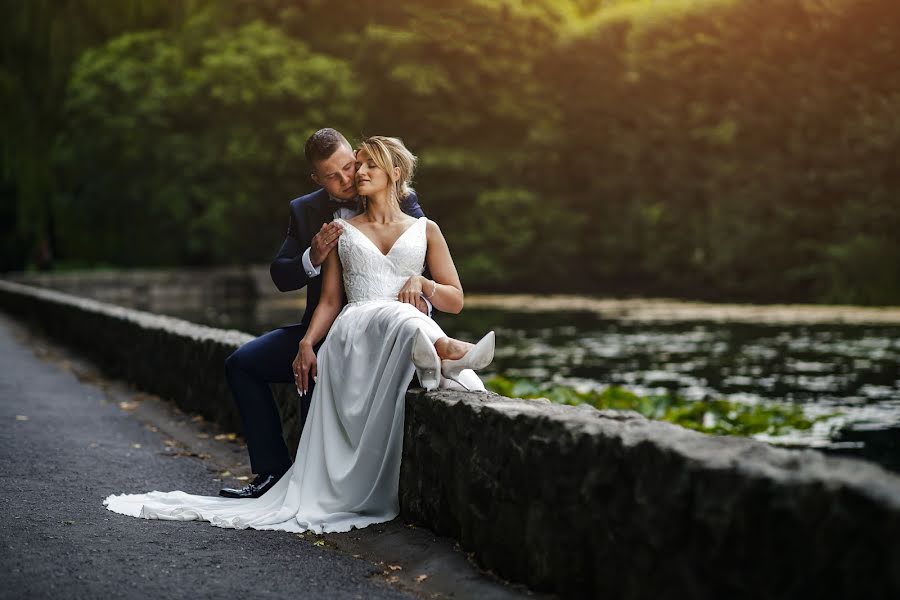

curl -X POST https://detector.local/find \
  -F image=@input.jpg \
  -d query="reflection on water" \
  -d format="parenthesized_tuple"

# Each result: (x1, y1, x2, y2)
(163, 303, 900, 473)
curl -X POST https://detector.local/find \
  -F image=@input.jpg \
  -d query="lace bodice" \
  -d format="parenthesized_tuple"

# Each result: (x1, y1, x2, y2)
(337, 217, 428, 304)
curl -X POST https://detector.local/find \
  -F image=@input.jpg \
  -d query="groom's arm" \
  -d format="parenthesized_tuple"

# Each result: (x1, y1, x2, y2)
(270, 202, 315, 293)
(401, 191, 424, 218)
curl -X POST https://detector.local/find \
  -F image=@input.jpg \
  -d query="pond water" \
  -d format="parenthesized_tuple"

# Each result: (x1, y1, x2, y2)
(159, 302, 900, 474)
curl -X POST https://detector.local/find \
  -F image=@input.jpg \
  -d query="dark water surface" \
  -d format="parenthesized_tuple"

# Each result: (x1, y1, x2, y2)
(169, 302, 900, 474)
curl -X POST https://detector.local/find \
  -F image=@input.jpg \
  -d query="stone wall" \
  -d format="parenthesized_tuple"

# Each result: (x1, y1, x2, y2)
(0, 279, 306, 454)
(3, 278, 899, 598)
(399, 390, 900, 598)
(5, 265, 265, 314)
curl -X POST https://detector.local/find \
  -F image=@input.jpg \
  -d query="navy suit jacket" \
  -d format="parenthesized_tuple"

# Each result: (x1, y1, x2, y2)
(270, 188, 425, 327)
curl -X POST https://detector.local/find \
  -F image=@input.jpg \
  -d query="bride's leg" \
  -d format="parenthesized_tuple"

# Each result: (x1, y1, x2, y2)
(433, 331, 495, 392)
(406, 317, 491, 392)
(433, 336, 473, 360)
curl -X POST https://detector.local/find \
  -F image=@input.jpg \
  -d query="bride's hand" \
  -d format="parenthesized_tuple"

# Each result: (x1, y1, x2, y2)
(294, 341, 317, 395)
(398, 275, 428, 314)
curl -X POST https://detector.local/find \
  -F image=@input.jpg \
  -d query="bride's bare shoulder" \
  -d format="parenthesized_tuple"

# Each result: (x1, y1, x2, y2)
(424, 218, 447, 245)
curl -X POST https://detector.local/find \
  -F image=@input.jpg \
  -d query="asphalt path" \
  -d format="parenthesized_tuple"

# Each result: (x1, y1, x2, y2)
(0, 311, 542, 600)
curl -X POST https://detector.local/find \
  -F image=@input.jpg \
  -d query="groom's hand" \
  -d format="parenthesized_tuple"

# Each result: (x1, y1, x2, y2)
(309, 222, 344, 267)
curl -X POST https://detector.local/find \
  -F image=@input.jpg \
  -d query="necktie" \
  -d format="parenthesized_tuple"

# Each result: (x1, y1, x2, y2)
(327, 196, 362, 214)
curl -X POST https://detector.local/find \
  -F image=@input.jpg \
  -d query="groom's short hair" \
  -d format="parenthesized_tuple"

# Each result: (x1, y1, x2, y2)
(305, 128, 352, 171)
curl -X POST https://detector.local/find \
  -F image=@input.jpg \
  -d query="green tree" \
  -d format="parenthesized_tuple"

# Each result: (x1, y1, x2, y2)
(538, 0, 900, 301)
(57, 18, 363, 265)
(5, 0, 899, 305)
(1, 0, 206, 269)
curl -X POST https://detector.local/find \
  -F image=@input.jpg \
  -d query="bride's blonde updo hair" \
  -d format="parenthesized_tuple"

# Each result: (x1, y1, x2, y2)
(357, 136, 417, 201)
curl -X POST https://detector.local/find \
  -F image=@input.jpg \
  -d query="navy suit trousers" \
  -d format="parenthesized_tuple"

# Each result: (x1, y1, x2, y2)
(224, 323, 316, 475)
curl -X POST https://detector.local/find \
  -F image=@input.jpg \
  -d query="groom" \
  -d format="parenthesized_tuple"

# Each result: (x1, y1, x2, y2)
(218, 128, 428, 499)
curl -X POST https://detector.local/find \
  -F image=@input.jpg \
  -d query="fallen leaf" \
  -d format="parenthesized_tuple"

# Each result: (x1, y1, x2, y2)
(352, 554, 362, 559)
(388, 564, 402, 571)
(415, 575, 428, 583)
(191, 415, 204, 422)
(235, 476, 249, 481)
(163, 439, 177, 447)
(219, 471, 232, 478)
(118, 401, 139, 411)
(131, 443, 142, 449)
(214, 433, 239, 441)
(15, 415, 29, 421)
(168, 450, 204, 458)
(313, 540, 325, 547)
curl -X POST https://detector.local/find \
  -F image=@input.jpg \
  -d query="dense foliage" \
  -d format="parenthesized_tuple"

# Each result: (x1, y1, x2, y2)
(3, 0, 899, 303)
(58, 19, 362, 265)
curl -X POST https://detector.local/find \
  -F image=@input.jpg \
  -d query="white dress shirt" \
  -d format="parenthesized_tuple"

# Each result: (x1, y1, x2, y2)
(300, 196, 433, 313)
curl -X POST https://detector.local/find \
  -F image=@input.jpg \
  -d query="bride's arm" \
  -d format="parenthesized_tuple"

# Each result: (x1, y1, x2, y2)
(419, 219, 464, 314)
(295, 248, 345, 394)
(301, 248, 345, 345)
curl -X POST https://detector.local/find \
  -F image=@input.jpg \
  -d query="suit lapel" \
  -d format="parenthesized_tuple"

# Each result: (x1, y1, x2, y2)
(318, 189, 337, 225)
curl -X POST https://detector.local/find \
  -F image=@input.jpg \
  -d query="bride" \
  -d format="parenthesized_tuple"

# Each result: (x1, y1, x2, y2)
(103, 135, 495, 534)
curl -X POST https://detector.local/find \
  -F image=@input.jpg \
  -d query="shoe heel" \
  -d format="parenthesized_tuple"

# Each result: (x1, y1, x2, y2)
(411, 329, 441, 391)
(445, 373, 472, 391)
(440, 331, 495, 387)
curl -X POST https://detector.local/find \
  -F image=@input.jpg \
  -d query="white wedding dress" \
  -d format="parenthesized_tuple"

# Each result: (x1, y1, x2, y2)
(104, 216, 475, 533)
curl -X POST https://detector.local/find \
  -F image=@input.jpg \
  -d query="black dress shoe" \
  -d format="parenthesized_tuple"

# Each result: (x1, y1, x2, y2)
(219, 471, 286, 499)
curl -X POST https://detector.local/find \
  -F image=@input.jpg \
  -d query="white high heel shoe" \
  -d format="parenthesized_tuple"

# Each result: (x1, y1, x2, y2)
(411, 329, 441, 391)
(440, 331, 495, 391)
